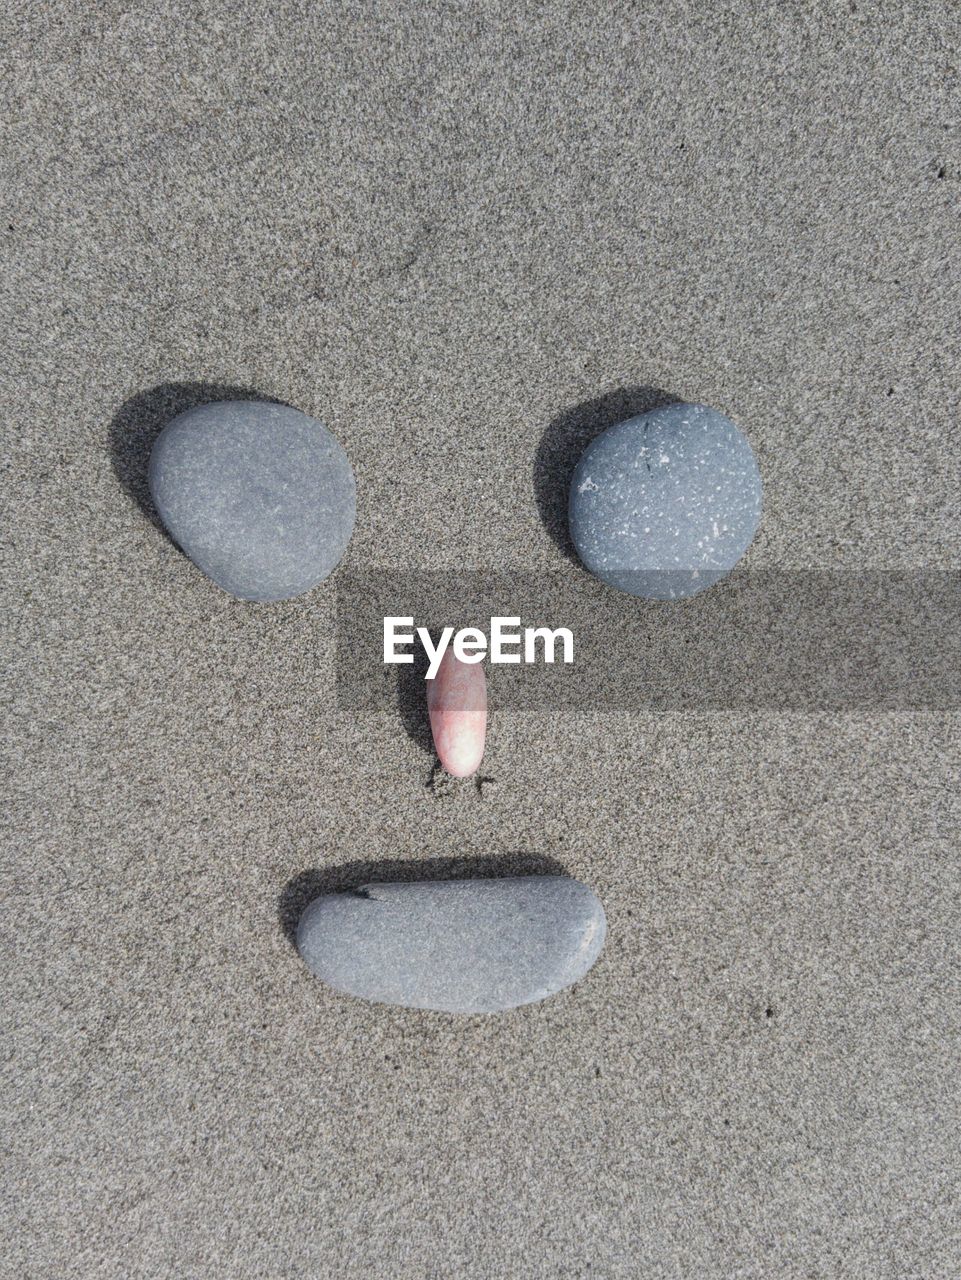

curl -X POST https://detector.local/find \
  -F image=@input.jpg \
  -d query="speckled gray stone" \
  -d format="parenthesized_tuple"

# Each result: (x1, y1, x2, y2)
(569, 402, 762, 599)
(148, 401, 356, 601)
(296, 876, 606, 1013)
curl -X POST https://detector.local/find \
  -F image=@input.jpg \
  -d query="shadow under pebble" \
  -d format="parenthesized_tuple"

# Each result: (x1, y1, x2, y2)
(278, 854, 568, 947)
(533, 384, 681, 564)
(395, 641, 433, 752)
(108, 380, 284, 532)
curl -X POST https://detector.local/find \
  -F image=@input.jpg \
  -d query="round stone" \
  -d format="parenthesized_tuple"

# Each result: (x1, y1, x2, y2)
(148, 400, 356, 602)
(568, 402, 762, 600)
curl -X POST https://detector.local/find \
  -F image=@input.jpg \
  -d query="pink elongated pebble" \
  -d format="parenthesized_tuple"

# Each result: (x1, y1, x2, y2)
(427, 648, 487, 778)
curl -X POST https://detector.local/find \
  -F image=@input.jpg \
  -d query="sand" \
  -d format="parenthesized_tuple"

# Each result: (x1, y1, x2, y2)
(3, 3, 960, 1276)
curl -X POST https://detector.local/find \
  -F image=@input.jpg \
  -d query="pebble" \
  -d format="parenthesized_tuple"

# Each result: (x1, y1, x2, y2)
(568, 402, 762, 599)
(296, 875, 606, 1013)
(427, 648, 487, 777)
(149, 400, 356, 601)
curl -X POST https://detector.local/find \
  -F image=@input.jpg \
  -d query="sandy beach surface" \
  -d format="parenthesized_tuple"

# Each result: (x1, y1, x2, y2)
(3, 3, 960, 1276)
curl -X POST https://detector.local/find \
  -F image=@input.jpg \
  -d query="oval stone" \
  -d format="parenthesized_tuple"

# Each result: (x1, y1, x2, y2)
(568, 402, 762, 600)
(427, 648, 487, 777)
(296, 875, 606, 1013)
(148, 400, 356, 601)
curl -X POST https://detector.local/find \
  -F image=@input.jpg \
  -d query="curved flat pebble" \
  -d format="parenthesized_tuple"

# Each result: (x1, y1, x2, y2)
(427, 648, 487, 777)
(568, 401, 762, 599)
(296, 875, 606, 1013)
(149, 400, 356, 601)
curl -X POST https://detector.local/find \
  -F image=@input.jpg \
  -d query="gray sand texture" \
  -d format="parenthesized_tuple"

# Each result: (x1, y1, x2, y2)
(2, 3, 960, 1278)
